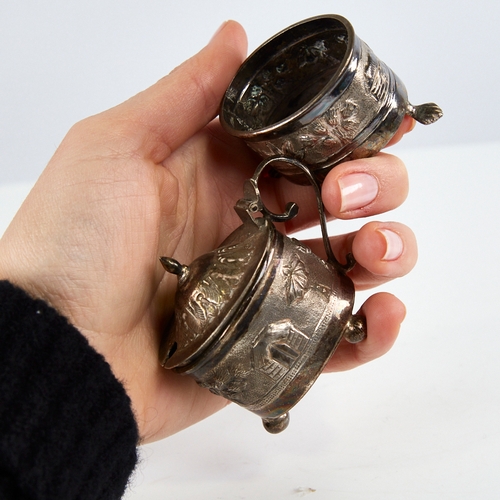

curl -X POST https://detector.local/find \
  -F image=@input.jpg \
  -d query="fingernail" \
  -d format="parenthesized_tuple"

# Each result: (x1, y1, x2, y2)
(210, 21, 228, 42)
(338, 172, 379, 212)
(378, 228, 404, 261)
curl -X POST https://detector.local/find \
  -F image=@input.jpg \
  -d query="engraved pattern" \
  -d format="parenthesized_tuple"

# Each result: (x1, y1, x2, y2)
(228, 37, 343, 133)
(239, 85, 274, 126)
(252, 320, 310, 383)
(241, 42, 397, 179)
(282, 253, 308, 305)
(198, 364, 250, 402)
(298, 39, 331, 67)
(291, 238, 312, 254)
(225, 86, 238, 103)
(247, 293, 341, 411)
(365, 55, 390, 102)
(179, 241, 254, 341)
(249, 97, 360, 164)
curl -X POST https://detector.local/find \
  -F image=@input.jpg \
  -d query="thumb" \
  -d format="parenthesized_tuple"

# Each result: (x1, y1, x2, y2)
(111, 21, 248, 162)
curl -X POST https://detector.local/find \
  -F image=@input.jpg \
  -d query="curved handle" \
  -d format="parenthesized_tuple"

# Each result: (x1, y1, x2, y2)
(250, 157, 354, 273)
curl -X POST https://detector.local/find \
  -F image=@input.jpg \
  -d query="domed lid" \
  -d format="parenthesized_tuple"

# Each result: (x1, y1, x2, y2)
(160, 216, 275, 369)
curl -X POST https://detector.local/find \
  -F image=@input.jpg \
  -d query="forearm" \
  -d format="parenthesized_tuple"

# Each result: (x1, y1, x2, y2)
(0, 281, 139, 500)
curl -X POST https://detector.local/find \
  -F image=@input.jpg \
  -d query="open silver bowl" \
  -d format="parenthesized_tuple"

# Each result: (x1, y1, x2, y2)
(220, 15, 442, 184)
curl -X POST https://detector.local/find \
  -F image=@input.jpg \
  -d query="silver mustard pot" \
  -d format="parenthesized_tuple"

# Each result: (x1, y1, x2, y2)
(160, 158, 366, 433)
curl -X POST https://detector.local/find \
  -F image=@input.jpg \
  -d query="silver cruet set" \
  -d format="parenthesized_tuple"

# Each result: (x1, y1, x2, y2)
(159, 15, 443, 433)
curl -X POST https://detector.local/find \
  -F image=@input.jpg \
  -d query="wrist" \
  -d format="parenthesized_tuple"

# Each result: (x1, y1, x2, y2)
(0, 281, 139, 498)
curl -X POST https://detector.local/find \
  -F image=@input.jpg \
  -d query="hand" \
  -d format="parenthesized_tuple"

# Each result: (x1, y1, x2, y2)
(0, 21, 417, 442)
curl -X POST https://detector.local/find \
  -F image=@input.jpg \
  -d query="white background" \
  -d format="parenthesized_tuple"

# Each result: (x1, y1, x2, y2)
(1, 1, 499, 499)
(0, 0, 499, 184)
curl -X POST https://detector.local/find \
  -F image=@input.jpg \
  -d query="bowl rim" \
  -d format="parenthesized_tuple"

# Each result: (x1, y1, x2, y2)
(220, 14, 356, 140)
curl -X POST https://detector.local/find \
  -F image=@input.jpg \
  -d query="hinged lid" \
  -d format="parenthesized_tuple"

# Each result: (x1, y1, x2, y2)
(160, 214, 275, 369)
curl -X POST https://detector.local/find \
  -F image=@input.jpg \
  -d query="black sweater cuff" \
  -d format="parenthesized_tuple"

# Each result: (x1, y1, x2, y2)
(0, 281, 139, 500)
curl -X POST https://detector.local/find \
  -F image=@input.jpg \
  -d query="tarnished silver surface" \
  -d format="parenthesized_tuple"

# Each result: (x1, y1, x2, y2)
(220, 15, 443, 184)
(160, 158, 365, 433)
(159, 15, 442, 432)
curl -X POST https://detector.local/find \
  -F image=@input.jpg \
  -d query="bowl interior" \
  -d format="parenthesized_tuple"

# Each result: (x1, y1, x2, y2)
(221, 17, 352, 135)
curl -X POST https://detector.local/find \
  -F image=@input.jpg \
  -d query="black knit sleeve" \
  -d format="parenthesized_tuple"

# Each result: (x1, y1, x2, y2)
(0, 281, 139, 500)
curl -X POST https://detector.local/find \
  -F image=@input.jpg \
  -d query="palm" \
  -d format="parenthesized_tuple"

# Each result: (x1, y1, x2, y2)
(75, 122, 261, 442)
(72, 126, 262, 441)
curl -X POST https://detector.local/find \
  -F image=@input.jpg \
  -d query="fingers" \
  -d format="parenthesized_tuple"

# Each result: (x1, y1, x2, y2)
(347, 221, 418, 289)
(273, 149, 409, 236)
(321, 152, 409, 220)
(89, 21, 248, 163)
(305, 220, 417, 291)
(323, 292, 406, 372)
(385, 115, 416, 147)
